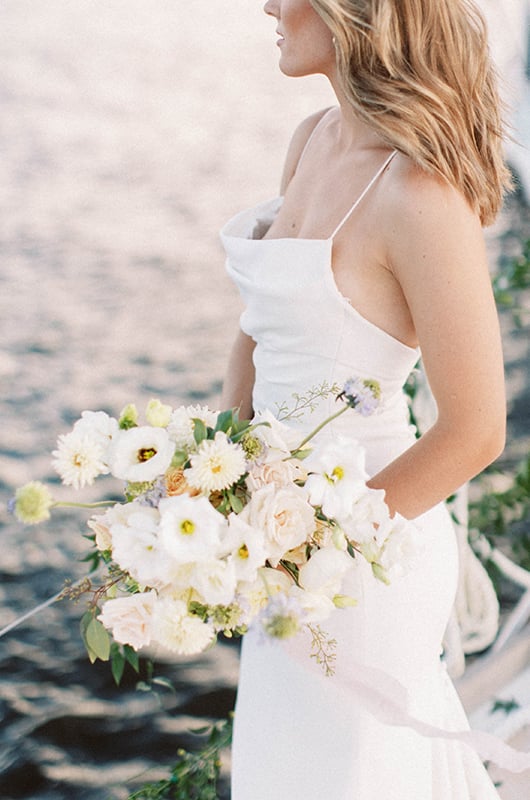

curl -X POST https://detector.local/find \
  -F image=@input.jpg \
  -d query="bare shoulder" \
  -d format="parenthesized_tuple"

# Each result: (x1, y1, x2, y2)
(380, 153, 484, 277)
(279, 107, 334, 195)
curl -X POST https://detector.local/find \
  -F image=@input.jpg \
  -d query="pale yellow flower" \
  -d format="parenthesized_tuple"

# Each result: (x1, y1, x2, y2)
(13, 481, 54, 525)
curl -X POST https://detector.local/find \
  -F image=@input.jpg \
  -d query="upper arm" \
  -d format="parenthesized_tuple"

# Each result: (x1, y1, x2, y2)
(279, 107, 333, 196)
(385, 168, 505, 441)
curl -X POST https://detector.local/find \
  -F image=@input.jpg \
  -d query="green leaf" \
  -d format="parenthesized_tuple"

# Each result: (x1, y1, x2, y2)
(110, 643, 125, 685)
(85, 616, 111, 661)
(124, 644, 140, 672)
(290, 448, 312, 460)
(229, 493, 244, 513)
(214, 408, 235, 433)
(192, 418, 208, 445)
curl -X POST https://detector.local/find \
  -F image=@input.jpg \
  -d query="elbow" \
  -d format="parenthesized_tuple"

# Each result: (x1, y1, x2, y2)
(436, 409, 506, 475)
(480, 417, 506, 467)
(466, 414, 506, 473)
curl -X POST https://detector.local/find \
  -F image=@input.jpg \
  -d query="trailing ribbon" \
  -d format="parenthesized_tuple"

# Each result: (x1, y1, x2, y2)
(0, 579, 86, 639)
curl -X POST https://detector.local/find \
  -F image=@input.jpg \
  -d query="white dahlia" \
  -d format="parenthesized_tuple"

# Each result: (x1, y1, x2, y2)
(185, 432, 246, 493)
(152, 598, 216, 655)
(73, 411, 119, 455)
(52, 430, 108, 489)
(167, 405, 218, 450)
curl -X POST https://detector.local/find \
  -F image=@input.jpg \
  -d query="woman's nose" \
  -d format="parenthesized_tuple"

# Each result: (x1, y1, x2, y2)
(263, 0, 279, 19)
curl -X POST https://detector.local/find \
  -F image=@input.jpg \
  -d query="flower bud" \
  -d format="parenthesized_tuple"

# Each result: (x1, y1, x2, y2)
(332, 594, 358, 608)
(119, 403, 138, 430)
(146, 398, 172, 428)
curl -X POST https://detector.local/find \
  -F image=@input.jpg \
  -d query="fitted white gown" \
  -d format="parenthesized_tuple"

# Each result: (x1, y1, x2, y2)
(221, 154, 501, 799)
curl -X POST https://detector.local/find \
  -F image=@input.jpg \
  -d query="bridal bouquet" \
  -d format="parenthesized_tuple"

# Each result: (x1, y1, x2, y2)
(10, 380, 422, 675)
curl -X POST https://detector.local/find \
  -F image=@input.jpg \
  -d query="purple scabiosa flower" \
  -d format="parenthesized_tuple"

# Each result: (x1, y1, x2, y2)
(339, 378, 381, 416)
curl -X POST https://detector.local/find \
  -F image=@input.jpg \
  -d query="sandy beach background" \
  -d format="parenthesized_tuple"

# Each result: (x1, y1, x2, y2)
(0, 2, 529, 798)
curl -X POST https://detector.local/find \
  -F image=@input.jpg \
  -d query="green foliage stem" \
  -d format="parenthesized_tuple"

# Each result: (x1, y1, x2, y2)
(124, 716, 233, 800)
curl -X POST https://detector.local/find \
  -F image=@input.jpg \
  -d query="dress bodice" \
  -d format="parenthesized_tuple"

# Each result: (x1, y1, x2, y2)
(221, 194, 421, 475)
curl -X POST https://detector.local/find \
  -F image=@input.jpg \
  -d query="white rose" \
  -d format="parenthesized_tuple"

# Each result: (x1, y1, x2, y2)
(240, 483, 315, 567)
(246, 458, 305, 492)
(98, 590, 157, 650)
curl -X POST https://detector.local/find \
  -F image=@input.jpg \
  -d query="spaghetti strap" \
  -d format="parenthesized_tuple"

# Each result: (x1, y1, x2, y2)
(330, 149, 398, 240)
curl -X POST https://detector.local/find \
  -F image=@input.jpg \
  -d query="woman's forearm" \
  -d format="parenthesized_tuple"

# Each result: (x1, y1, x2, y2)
(368, 416, 505, 519)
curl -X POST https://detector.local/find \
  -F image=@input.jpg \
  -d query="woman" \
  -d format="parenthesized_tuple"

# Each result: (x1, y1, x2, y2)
(221, 1, 510, 797)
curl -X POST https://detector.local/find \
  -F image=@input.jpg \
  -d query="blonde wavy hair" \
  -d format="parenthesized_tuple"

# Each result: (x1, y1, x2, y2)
(310, 0, 512, 225)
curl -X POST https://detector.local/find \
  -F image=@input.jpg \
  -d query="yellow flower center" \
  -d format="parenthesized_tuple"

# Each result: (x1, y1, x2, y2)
(137, 447, 157, 463)
(180, 519, 195, 535)
(238, 544, 249, 560)
(325, 466, 345, 484)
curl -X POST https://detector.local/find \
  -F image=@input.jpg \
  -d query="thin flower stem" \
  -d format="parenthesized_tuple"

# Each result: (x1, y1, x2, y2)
(290, 404, 349, 454)
(52, 500, 115, 510)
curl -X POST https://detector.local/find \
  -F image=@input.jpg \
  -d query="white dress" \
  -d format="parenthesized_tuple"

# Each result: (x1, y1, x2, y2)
(221, 154, 502, 799)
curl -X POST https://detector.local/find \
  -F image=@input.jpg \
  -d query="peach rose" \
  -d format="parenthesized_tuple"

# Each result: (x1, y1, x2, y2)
(165, 467, 200, 497)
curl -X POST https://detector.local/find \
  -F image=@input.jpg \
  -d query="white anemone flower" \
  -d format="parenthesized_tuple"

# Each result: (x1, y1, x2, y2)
(158, 494, 226, 563)
(184, 432, 246, 493)
(167, 405, 218, 449)
(304, 436, 368, 522)
(110, 503, 177, 588)
(378, 516, 424, 578)
(298, 546, 353, 599)
(109, 426, 175, 482)
(52, 430, 109, 489)
(342, 486, 391, 545)
(222, 514, 268, 583)
(152, 598, 216, 655)
(250, 409, 300, 461)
